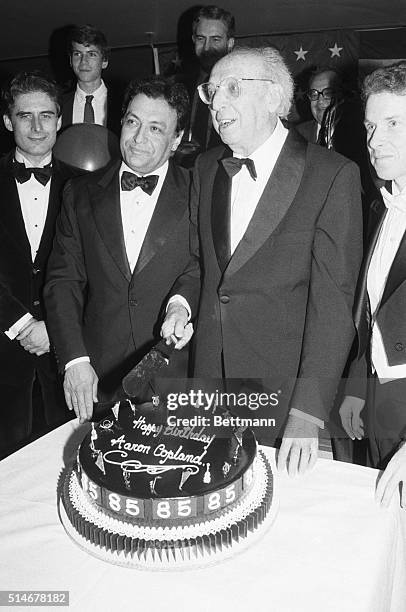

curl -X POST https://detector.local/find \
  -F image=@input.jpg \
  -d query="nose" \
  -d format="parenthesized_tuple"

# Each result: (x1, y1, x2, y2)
(211, 85, 227, 111)
(133, 124, 146, 143)
(31, 115, 42, 132)
(203, 39, 211, 52)
(368, 126, 382, 150)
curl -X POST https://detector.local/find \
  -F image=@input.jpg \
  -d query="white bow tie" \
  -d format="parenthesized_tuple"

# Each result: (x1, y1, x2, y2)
(381, 186, 406, 213)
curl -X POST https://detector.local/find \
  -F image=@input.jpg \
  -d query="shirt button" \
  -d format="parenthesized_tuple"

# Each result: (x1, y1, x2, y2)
(129, 299, 138, 306)
(32, 267, 41, 275)
(220, 295, 230, 304)
(33, 300, 40, 306)
(395, 342, 404, 351)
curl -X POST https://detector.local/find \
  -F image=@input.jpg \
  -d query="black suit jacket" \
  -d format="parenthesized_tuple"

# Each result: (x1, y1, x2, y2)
(44, 159, 194, 398)
(61, 82, 123, 136)
(172, 129, 363, 422)
(0, 152, 79, 382)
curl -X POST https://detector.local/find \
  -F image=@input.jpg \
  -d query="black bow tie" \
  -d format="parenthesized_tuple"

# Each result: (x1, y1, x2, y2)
(221, 156, 257, 181)
(12, 160, 52, 186)
(121, 171, 159, 195)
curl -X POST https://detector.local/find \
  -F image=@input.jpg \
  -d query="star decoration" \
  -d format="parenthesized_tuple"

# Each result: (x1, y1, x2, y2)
(329, 43, 343, 58)
(294, 46, 308, 61)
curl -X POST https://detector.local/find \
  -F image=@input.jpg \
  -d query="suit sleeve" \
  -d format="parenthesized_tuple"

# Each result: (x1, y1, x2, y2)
(168, 156, 202, 317)
(0, 281, 31, 334)
(290, 160, 364, 421)
(44, 181, 89, 369)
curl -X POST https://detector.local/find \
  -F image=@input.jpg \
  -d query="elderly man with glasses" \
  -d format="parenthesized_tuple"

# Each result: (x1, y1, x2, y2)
(161, 47, 363, 475)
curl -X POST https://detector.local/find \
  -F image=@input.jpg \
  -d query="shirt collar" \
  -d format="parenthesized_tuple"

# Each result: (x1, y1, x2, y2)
(76, 80, 107, 101)
(15, 149, 52, 168)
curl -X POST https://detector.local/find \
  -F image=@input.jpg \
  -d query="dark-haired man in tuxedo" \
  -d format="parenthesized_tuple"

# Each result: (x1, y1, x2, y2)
(0, 71, 78, 457)
(45, 77, 194, 423)
(339, 62, 406, 507)
(61, 24, 122, 135)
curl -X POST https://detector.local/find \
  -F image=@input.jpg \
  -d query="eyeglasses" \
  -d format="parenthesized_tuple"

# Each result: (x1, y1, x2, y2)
(307, 88, 335, 102)
(198, 76, 274, 105)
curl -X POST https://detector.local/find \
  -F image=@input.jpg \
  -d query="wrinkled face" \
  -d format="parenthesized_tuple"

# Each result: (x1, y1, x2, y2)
(209, 54, 278, 156)
(309, 70, 337, 124)
(3, 91, 61, 165)
(70, 42, 108, 86)
(193, 18, 234, 72)
(120, 93, 182, 174)
(364, 91, 406, 191)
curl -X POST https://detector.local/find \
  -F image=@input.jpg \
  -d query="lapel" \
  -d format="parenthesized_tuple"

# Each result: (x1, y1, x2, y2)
(133, 161, 188, 276)
(61, 91, 74, 128)
(34, 157, 66, 265)
(224, 129, 307, 278)
(0, 152, 31, 260)
(211, 150, 232, 273)
(90, 160, 132, 282)
(353, 202, 386, 355)
(381, 223, 406, 308)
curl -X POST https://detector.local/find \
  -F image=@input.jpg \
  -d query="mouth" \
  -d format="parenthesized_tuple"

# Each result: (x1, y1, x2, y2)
(218, 118, 236, 130)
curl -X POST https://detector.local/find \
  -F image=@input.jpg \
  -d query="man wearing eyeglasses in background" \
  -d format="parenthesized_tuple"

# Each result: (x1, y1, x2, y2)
(161, 47, 363, 475)
(297, 67, 373, 217)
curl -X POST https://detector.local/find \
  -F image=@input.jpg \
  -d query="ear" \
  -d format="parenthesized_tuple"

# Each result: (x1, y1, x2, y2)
(3, 114, 13, 133)
(268, 83, 283, 115)
(69, 55, 73, 68)
(102, 58, 109, 70)
(56, 115, 62, 133)
(227, 37, 235, 52)
(171, 130, 184, 152)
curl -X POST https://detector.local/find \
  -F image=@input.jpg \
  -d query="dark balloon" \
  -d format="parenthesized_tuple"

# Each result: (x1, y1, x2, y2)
(54, 124, 120, 171)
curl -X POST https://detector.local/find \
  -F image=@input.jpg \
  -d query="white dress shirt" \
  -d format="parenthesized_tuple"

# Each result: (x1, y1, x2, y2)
(65, 160, 169, 370)
(368, 183, 406, 381)
(230, 119, 288, 253)
(72, 81, 107, 126)
(4, 150, 52, 340)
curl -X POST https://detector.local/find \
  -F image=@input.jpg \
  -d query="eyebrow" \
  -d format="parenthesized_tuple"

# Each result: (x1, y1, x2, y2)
(16, 109, 57, 116)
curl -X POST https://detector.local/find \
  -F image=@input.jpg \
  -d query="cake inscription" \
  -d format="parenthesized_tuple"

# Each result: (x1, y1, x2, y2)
(110, 434, 151, 454)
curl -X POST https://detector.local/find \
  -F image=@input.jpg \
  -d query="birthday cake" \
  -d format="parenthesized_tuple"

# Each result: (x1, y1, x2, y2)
(59, 399, 276, 569)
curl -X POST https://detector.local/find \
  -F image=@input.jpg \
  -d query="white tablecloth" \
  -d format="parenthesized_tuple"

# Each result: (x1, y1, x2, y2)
(0, 420, 405, 612)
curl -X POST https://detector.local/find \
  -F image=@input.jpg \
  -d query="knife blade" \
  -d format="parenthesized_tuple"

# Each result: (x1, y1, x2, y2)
(122, 338, 175, 398)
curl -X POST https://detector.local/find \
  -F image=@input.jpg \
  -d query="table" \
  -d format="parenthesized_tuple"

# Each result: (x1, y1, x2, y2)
(0, 421, 405, 612)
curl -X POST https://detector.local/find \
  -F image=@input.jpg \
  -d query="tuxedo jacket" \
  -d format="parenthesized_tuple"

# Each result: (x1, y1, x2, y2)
(61, 83, 123, 136)
(347, 191, 406, 397)
(172, 129, 363, 422)
(0, 152, 79, 382)
(44, 160, 193, 398)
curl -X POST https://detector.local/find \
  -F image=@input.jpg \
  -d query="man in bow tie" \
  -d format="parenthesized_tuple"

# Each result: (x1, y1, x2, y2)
(0, 71, 80, 457)
(45, 76, 194, 422)
(339, 62, 406, 506)
(162, 47, 363, 475)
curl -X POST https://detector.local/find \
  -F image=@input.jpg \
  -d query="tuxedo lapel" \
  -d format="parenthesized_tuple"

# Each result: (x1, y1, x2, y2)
(211, 152, 231, 274)
(35, 158, 65, 266)
(0, 153, 31, 260)
(381, 227, 406, 307)
(133, 161, 188, 276)
(90, 161, 132, 282)
(354, 204, 386, 356)
(61, 91, 74, 128)
(225, 129, 307, 278)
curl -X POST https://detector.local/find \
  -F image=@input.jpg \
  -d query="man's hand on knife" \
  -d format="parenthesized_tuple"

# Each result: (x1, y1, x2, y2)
(161, 302, 193, 349)
(64, 362, 98, 423)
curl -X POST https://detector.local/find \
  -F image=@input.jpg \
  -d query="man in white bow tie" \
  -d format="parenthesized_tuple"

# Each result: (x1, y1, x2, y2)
(339, 62, 406, 507)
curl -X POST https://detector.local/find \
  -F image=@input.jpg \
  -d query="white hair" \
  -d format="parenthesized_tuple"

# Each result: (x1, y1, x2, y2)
(225, 46, 294, 119)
